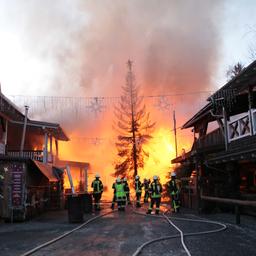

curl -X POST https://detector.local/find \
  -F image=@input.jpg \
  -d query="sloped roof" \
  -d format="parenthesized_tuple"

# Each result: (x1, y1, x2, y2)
(208, 60, 256, 100)
(0, 92, 25, 121)
(182, 103, 213, 129)
(182, 60, 256, 129)
(33, 160, 58, 182)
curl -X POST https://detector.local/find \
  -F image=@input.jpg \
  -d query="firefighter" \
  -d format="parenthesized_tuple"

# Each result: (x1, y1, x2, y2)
(135, 175, 143, 207)
(143, 178, 150, 203)
(123, 177, 131, 205)
(167, 172, 181, 213)
(91, 173, 103, 211)
(115, 177, 126, 211)
(147, 175, 162, 215)
(111, 179, 117, 210)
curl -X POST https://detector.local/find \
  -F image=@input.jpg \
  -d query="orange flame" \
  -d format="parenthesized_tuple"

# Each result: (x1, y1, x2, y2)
(58, 123, 193, 199)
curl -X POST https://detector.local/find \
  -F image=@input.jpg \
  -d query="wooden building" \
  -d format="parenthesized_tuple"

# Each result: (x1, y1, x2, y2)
(172, 60, 256, 212)
(0, 92, 89, 221)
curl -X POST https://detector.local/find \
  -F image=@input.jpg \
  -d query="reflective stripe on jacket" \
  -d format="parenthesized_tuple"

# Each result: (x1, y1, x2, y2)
(167, 180, 179, 195)
(115, 183, 126, 198)
(91, 179, 103, 194)
(149, 181, 162, 198)
(135, 180, 143, 193)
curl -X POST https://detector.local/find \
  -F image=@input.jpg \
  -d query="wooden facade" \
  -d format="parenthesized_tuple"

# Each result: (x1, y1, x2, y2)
(0, 92, 69, 221)
(172, 60, 256, 212)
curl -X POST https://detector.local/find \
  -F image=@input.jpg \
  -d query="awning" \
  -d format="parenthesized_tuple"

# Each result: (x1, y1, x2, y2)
(33, 160, 58, 182)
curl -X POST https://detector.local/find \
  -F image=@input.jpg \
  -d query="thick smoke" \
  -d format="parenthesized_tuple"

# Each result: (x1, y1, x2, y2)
(0, 1, 224, 192)
(1, 0, 223, 97)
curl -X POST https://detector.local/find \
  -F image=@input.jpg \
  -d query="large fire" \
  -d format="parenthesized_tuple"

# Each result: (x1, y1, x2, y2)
(58, 122, 193, 199)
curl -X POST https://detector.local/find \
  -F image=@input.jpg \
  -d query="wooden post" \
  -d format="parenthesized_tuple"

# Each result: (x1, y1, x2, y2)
(248, 86, 254, 134)
(3, 120, 8, 154)
(222, 106, 228, 151)
(173, 110, 178, 158)
(43, 132, 48, 163)
(55, 139, 59, 160)
(49, 135, 53, 163)
(66, 165, 75, 194)
(20, 106, 29, 154)
(85, 166, 88, 192)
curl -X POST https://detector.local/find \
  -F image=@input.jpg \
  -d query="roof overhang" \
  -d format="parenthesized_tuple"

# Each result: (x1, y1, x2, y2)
(32, 160, 58, 182)
(182, 103, 213, 129)
(10, 119, 69, 141)
(55, 159, 90, 170)
(208, 60, 256, 100)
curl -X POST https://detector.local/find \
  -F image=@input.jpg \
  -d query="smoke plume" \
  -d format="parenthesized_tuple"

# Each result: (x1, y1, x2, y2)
(0, 0, 225, 194)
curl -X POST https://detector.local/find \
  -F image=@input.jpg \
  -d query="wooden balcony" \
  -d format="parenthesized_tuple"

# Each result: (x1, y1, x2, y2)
(227, 111, 254, 142)
(194, 128, 225, 153)
(6, 150, 44, 161)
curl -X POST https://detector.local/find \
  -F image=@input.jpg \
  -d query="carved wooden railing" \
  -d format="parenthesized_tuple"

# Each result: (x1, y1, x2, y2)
(7, 150, 44, 161)
(227, 111, 253, 142)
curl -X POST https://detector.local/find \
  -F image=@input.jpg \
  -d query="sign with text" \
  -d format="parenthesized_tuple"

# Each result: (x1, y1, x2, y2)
(11, 163, 24, 207)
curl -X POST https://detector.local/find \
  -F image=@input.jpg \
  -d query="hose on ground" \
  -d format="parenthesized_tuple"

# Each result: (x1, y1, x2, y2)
(132, 208, 227, 256)
(20, 209, 116, 256)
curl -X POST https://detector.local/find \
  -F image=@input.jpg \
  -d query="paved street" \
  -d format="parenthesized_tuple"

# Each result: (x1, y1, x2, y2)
(0, 203, 255, 256)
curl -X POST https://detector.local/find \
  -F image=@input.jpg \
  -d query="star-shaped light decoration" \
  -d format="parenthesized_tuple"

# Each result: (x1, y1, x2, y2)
(154, 96, 171, 112)
(88, 97, 106, 115)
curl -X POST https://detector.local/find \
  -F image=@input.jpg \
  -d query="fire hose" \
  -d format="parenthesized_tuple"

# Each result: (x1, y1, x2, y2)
(131, 203, 227, 256)
(20, 209, 116, 256)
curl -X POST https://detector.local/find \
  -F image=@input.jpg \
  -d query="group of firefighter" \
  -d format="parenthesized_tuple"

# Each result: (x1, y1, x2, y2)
(91, 172, 181, 214)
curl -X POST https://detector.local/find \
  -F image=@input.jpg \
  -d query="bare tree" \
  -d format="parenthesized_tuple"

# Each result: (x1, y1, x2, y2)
(226, 62, 245, 81)
(114, 60, 155, 178)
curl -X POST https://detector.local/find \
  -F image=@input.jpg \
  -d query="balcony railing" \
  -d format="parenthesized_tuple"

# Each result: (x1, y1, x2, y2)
(227, 109, 256, 142)
(7, 150, 44, 161)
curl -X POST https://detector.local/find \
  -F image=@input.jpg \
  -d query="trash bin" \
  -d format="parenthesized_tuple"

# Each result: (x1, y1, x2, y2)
(67, 194, 84, 223)
(82, 193, 93, 213)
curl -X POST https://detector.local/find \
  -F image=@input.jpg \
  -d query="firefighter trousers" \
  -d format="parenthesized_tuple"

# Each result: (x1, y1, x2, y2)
(136, 192, 142, 207)
(148, 197, 161, 214)
(93, 193, 102, 210)
(171, 193, 180, 212)
(116, 196, 126, 211)
(144, 190, 149, 202)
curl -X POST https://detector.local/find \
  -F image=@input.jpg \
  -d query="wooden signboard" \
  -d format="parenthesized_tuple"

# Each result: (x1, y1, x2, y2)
(11, 163, 24, 207)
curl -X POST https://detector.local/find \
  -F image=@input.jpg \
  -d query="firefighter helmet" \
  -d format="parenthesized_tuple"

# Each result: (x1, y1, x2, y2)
(171, 172, 176, 177)
(95, 173, 100, 178)
(116, 177, 121, 182)
(123, 177, 127, 181)
(153, 175, 158, 180)
(135, 175, 140, 180)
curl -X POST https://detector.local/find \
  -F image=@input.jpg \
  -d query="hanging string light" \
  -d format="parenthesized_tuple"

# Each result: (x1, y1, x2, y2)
(8, 91, 212, 119)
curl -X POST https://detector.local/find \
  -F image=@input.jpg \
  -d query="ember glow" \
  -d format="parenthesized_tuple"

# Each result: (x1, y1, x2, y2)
(58, 116, 194, 199)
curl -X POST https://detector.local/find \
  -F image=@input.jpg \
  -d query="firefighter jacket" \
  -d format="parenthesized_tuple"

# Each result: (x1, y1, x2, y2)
(149, 181, 162, 198)
(167, 179, 180, 195)
(135, 180, 143, 193)
(123, 181, 130, 193)
(115, 183, 126, 198)
(143, 180, 150, 191)
(112, 182, 116, 193)
(91, 179, 103, 194)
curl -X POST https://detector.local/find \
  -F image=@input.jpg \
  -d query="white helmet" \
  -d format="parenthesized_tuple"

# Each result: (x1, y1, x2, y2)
(153, 175, 158, 180)
(116, 177, 121, 182)
(135, 175, 140, 180)
(171, 172, 176, 177)
(123, 177, 127, 181)
(95, 173, 100, 178)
